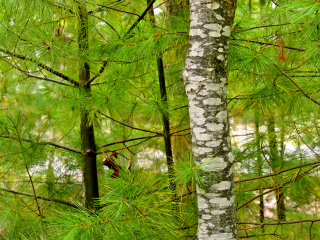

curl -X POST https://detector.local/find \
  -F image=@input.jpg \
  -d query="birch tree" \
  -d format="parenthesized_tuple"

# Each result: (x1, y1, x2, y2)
(182, 0, 238, 239)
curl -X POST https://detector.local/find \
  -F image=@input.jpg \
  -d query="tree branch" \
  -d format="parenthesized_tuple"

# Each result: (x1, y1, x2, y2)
(0, 187, 78, 209)
(86, 60, 108, 85)
(89, 13, 120, 39)
(0, 47, 79, 87)
(98, 134, 160, 149)
(88, 3, 140, 17)
(238, 219, 320, 227)
(85, 0, 156, 85)
(2, 58, 75, 87)
(170, 128, 190, 136)
(236, 166, 316, 211)
(124, 0, 156, 36)
(235, 160, 320, 184)
(239, 23, 301, 32)
(23, 73, 76, 87)
(238, 233, 282, 239)
(98, 111, 161, 135)
(107, 135, 155, 153)
(0, 135, 82, 154)
(233, 38, 306, 52)
(274, 64, 320, 105)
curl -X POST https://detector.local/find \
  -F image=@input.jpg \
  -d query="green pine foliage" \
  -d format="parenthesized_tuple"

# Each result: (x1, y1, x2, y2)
(1, 0, 320, 239)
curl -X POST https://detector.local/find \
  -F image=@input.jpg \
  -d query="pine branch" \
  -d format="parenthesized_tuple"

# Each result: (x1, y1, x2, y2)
(235, 160, 320, 183)
(23, 73, 76, 87)
(86, 60, 108, 85)
(13, 125, 44, 218)
(98, 134, 160, 149)
(88, 3, 140, 17)
(233, 38, 306, 51)
(88, 1, 166, 31)
(98, 111, 161, 135)
(239, 22, 302, 32)
(238, 233, 284, 239)
(107, 137, 152, 153)
(0, 135, 82, 154)
(172, 105, 188, 110)
(170, 128, 190, 136)
(236, 166, 317, 211)
(275, 64, 320, 105)
(238, 219, 320, 228)
(2, 58, 75, 87)
(85, 0, 156, 85)
(89, 14, 120, 39)
(0, 187, 78, 209)
(0, 47, 79, 87)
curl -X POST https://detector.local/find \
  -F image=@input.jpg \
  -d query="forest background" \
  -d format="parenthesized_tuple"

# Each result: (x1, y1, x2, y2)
(1, 0, 320, 239)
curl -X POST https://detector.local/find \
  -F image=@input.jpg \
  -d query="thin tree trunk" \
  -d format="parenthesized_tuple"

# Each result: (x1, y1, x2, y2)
(157, 58, 176, 193)
(267, 114, 278, 166)
(278, 122, 286, 221)
(182, 0, 238, 238)
(255, 112, 264, 232)
(78, 3, 99, 209)
(267, 114, 285, 221)
(147, 0, 176, 194)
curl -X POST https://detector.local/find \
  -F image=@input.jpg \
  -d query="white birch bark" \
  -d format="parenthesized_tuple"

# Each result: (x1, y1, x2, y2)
(182, 0, 238, 239)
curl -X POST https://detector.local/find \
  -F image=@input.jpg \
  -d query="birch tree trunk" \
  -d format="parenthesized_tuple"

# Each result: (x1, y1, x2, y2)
(182, 0, 238, 239)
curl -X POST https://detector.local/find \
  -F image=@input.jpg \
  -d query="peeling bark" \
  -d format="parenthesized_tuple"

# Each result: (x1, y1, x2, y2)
(182, 0, 238, 239)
